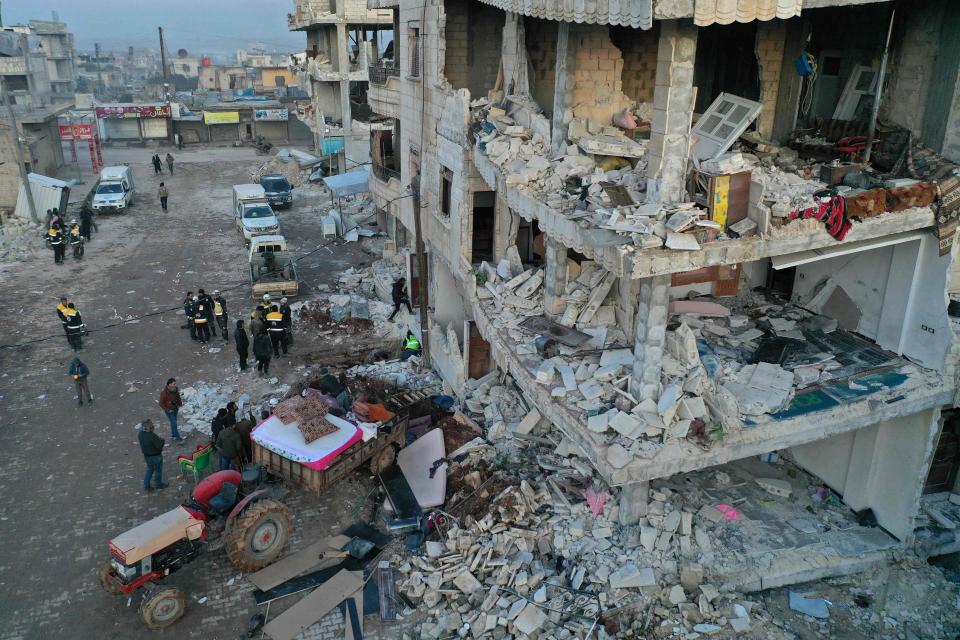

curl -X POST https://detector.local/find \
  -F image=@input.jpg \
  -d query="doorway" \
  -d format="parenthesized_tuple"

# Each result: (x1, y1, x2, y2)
(516, 217, 543, 266)
(472, 191, 495, 263)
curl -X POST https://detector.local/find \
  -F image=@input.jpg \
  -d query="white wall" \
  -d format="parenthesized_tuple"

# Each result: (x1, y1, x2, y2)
(789, 409, 939, 541)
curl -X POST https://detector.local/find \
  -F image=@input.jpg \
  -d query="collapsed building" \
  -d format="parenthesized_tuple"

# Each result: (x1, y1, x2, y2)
(352, 0, 960, 588)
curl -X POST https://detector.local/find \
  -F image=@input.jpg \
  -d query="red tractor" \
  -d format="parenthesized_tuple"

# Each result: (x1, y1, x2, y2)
(99, 469, 292, 629)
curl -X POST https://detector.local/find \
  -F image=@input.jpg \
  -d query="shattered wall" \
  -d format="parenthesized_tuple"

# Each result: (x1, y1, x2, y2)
(525, 18, 558, 117)
(754, 20, 786, 140)
(570, 24, 634, 129)
(441, 0, 504, 98)
(611, 24, 659, 106)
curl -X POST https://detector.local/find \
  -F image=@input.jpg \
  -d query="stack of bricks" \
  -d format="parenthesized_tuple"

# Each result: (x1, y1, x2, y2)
(571, 24, 633, 129)
(755, 21, 786, 140)
(618, 28, 660, 106)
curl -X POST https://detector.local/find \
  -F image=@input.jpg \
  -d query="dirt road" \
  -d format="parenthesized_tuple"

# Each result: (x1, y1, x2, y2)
(0, 145, 384, 639)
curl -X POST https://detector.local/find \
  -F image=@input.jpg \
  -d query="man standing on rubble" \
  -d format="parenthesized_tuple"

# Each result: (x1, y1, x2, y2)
(279, 297, 293, 346)
(158, 378, 185, 442)
(388, 277, 413, 321)
(213, 290, 229, 340)
(253, 329, 272, 376)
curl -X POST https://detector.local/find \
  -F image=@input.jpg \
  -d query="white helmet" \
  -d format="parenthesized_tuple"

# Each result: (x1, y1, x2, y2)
(262, 294, 272, 303)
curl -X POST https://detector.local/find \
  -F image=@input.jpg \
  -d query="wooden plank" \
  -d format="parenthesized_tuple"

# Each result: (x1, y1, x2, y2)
(248, 535, 353, 591)
(263, 569, 363, 640)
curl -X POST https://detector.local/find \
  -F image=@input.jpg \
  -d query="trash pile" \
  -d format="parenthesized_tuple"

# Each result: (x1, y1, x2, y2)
(0, 215, 43, 262)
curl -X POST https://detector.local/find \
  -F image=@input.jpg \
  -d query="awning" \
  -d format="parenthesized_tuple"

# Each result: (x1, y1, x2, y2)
(694, 0, 802, 26)
(323, 168, 370, 197)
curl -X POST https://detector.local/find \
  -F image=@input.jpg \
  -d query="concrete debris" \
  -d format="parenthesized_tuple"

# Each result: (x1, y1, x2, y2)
(0, 214, 44, 262)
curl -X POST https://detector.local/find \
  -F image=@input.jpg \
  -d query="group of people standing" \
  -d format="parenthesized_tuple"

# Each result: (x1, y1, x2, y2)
(236, 294, 293, 376)
(45, 207, 92, 265)
(210, 402, 262, 472)
(182, 289, 230, 344)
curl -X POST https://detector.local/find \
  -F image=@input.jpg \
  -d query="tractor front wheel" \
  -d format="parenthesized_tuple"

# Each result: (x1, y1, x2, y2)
(224, 499, 291, 571)
(98, 561, 122, 595)
(140, 587, 187, 630)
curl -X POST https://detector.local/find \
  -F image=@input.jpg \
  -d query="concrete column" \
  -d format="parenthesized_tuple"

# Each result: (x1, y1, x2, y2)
(630, 274, 670, 402)
(551, 22, 575, 155)
(618, 481, 650, 526)
(493, 178, 519, 259)
(542, 235, 568, 318)
(646, 20, 697, 204)
(336, 23, 352, 130)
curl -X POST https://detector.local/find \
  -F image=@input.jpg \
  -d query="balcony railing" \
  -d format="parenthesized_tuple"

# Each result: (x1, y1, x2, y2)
(372, 162, 400, 183)
(368, 63, 399, 86)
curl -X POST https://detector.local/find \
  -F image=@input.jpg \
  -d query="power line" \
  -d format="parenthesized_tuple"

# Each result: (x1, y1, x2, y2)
(0, 192, 414, 351)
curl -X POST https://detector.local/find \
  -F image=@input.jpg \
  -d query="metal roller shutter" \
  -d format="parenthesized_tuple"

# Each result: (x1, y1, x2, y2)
(141, 118, 168, 139)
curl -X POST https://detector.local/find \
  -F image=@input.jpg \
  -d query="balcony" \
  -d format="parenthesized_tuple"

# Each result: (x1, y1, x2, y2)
(372, 161, 400, 183)
(367, 63, 398, 86)
(0, 57, 28, 75)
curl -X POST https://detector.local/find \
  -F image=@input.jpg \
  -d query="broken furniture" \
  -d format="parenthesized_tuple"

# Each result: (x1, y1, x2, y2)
(177, 443, 213, 483)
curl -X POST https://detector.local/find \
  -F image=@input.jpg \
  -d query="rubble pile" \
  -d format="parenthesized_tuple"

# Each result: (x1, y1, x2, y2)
(462, 370, 529, 438)
(0, 215, 43, 262)
(346, 358, 442, 391)
(397, 462, 769, 638)
(249, 155, 316, 187)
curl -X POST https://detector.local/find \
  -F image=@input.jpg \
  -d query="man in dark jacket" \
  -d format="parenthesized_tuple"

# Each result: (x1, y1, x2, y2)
(388, 277, 413, 321)
(253, 329, 272, 376)
(193, 295, 211, 343)
(279, 297, 293, 346)
(215, 423, 243, 471)
(235, 410, 256, 463)
(151, 154, 163, 174)
(183, 292, 196, 340)
(79, 204, 95, 242)
(235, 319, 249, 370)
(210, 408, 228, 445)
(138, 419, 167, 492)
(64, 303, 85, 351)
(68, 357, 93, 406)
(158, 378, 185, 442)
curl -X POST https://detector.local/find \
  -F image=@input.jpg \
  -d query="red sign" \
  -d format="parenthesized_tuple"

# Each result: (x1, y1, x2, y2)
(95, 104, 171, 119)
(59, 123, 95, 140)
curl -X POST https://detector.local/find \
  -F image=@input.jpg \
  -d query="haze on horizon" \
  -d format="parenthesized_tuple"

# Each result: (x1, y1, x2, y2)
(2, 0, 303, 55)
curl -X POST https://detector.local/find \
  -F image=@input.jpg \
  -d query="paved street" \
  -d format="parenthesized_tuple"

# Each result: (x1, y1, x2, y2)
(0, 145, 390, 639)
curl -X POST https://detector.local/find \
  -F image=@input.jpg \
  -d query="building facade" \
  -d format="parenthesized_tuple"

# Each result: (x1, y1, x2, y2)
(289, 0, 395, 172)
(365, 0, 960, 552)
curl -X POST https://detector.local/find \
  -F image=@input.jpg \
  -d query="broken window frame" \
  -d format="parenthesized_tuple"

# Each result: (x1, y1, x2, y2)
(691, 92, 762, 160)
(439, 167, 453, 219)
(407, 22, 421, 79)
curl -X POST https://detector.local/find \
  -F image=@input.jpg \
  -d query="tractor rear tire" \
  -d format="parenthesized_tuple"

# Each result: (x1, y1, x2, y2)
(140, 587, 186, 630)
(98, 561, 122, 595)
(224, 499, 292, 571)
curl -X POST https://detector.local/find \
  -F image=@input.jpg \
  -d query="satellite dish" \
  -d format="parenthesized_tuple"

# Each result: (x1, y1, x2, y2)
(177, 48, 188, 58)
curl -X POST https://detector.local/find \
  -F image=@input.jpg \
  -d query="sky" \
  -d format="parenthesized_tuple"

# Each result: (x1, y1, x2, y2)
(3, 0, 305, 55)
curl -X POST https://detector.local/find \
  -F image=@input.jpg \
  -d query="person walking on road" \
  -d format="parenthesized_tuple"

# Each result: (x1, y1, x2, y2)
(235, 319, 249, 370)
(166, 153, 175, 174)
(193, 295, 211, 343)
(388, 277, 413, 321)
(158, 378, 185, 442)
(253, 329, 272, 376)
(68, 356, 93, 406)
(151, 154, 163, 175)
(213, 290, 228, 340)
(158, 182, 169, 211)
(138, 419, 167, 492)
(64, 303, 85, 351)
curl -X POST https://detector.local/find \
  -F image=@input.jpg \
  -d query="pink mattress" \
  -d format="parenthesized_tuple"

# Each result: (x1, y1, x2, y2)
(252, 413, 361, 471)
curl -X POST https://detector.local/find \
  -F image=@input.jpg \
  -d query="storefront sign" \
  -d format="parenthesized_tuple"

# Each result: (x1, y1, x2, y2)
(203, 111, 240, 125)
(320, 136, 344, 155)
(95, 104, 171, 119)
(59, 123, 95, 140)
(253, 108, 289, 121)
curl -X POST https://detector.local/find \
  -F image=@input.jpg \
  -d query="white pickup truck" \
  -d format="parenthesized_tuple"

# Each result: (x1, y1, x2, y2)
(249, 235, 299, 298)
(232, 184, 279, 243)
(93, 166, 135, 213)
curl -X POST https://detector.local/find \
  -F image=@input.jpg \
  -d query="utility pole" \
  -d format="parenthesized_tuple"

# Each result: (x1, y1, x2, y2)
(158, 27, 170, 101)
(1, 78, 39, 225)
(94, 42, 103, 99)
(411, 174, 430, 364)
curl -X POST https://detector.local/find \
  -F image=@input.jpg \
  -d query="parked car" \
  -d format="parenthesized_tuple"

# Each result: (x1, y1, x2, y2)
(259, 174, 293, 209)
(232, 184, 279, 243)
(92, 166, 135, 213)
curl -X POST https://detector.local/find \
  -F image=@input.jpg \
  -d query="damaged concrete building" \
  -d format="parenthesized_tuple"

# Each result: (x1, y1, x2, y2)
(289, 0, 396, 172)
(363, 0, 960, 572)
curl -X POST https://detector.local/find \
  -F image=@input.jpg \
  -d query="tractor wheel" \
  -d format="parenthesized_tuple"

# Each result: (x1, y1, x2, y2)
(139, 587, 187, 630)
(224, 499, 292, 571)
(369, 444, 397, 476)
(98, 561, 122, 595)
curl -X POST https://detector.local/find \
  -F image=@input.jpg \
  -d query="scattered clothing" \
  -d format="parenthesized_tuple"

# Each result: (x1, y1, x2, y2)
(790, 195, 851, 241)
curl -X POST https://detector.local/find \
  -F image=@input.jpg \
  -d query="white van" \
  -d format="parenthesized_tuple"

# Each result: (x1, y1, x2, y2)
(232, 184, 279, 242)
(93, 166, 135, 213)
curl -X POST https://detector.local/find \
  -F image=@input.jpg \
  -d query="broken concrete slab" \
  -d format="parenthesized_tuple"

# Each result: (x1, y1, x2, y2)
(609, 564, 656, 589)
(756, 477, 793, 498)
